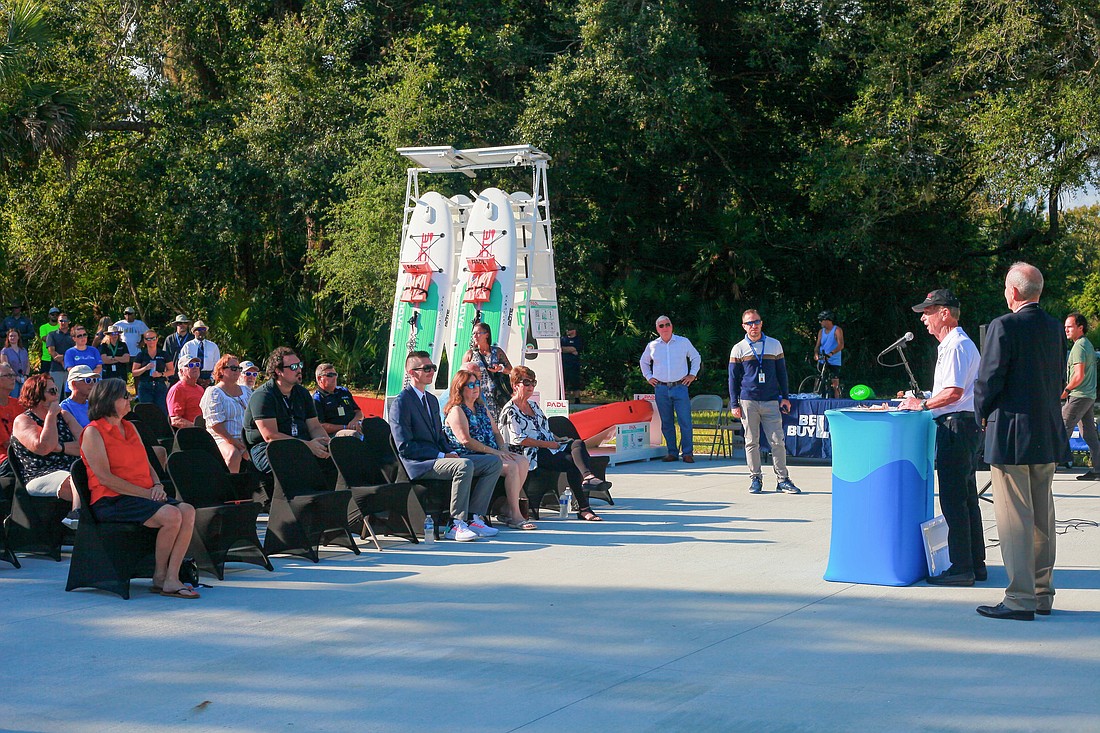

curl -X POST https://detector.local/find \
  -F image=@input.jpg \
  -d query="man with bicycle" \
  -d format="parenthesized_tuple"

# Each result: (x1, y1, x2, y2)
(729, 309, 801, 495)
(814, 310, 844, 398)
(900, 289, 985, 586)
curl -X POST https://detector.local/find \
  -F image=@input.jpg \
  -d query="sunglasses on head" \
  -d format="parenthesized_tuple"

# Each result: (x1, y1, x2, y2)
(279, 362, 303, 371)
(410, 364, 437, 373)
(518, 379, 537, 387)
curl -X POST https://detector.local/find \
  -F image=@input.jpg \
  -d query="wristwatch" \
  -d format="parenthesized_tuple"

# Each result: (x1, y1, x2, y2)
(919, 400, 929, 411)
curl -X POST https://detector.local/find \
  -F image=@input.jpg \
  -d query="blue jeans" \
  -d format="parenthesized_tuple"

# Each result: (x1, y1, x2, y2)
(136, 380, 168, 416)
(654, 383, 692, 456)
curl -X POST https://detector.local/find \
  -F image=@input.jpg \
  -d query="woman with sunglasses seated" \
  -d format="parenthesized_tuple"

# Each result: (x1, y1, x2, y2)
(81, 378, 199, 599)
(9, 373, 83, 524)
(443, 368, 535, 530)
(498, 366, 609, 521)
(200, 354, 251, 472)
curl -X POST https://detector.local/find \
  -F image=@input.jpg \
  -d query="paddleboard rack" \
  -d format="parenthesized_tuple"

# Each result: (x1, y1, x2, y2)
(395, 145, 566, 403)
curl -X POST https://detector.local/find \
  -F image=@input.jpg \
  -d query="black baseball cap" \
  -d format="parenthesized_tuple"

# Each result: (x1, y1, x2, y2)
(911, 289, 960, 312)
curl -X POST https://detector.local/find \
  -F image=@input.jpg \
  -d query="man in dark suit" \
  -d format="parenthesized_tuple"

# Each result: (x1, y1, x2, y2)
(974, 262, 1069, 620)
(388, 351, 502, 542)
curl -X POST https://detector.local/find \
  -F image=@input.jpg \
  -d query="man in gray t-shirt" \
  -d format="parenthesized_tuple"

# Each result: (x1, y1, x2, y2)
(45, 313, 75, 395)
(112, 306, 150, 357)
(1062, 312, 1099, 481)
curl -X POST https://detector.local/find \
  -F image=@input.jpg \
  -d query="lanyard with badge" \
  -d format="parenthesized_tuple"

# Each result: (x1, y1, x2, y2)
(749, 336, 766, 383)
(282, 393, 299, 437)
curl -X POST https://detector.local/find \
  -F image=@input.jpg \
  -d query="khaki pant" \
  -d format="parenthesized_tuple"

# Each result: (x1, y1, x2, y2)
(989, 463, 1056, 612)
(741, 399, 789, 481)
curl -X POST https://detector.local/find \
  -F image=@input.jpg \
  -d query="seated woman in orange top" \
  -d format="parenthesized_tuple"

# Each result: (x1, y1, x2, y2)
(79, 377, 199, 599)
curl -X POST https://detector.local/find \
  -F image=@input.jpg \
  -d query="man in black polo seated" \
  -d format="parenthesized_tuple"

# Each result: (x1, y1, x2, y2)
(243, 346, 331, 476)
(312, 363, 363, 437)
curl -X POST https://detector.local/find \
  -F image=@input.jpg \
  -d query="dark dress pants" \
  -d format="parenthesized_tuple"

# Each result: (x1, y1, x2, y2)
(935, 412, 984, 573)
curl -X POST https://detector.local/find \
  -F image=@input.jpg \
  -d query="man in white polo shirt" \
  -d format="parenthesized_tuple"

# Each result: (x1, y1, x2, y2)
(640, 315, 701, 463)
(900, 288, 984, 586)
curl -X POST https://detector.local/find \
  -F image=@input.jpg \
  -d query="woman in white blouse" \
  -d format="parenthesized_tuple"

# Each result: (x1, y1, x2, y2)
(199, 354, 251, 472)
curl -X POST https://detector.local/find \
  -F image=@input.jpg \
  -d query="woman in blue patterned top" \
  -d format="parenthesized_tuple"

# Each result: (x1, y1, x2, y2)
(443, 369, 535, 530)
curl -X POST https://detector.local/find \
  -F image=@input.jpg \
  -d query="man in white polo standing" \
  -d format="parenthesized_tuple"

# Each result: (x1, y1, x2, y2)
(640, 316, 701, 463)
(729, 309, 800, 494)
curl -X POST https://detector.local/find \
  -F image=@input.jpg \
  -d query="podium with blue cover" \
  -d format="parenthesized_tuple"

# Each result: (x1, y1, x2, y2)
(823, 409, 935, 586)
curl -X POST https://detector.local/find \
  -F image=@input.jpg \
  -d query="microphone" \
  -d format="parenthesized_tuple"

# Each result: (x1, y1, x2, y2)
(878, 332, 914, 358)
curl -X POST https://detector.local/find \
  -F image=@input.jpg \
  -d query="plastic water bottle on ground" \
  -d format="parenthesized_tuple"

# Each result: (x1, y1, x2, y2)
(559, 487, 572, 519)
(423, 515, 435, 544)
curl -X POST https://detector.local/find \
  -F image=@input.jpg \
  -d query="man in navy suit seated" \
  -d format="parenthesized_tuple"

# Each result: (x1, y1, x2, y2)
(389, 351, 502, 542)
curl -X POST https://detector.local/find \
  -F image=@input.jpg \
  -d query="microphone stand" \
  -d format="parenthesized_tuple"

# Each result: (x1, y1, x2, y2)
(895, 345, 923, 396)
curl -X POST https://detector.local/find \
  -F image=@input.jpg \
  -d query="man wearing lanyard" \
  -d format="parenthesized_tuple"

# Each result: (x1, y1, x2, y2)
(640, 316, 701, 463)
(901, 289, 985, 586)
(729, 309, 801, 494)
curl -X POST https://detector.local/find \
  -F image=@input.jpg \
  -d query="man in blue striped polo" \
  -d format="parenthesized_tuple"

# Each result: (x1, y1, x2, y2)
(729, 309, 801, 494)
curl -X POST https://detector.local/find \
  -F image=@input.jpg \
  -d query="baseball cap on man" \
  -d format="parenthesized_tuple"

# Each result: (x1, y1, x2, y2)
(49, 307, 61, 315)
(67, 365, 97, 384)
(123, 307, 136, 315)
(911, 289, 960, 312)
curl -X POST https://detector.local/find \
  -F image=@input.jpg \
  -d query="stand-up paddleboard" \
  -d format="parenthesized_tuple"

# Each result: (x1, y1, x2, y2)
(448, 188, 517, 379)
(569, 400, 655, 441)
(385, 192, 458, 401)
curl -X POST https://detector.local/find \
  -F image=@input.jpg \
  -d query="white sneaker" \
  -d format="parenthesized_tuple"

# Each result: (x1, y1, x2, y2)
(468, 515, 499, 537)
(445, 519, 479, 542)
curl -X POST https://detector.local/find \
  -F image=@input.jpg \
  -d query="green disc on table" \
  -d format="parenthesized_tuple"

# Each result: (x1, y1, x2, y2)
(849, 384, 874, 400)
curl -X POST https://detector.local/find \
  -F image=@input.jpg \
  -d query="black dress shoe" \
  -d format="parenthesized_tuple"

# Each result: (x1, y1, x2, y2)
(977, 603, 1034, 621)
(973, 565, 988, 582)
(927, 568, 975, 586)
(1036, 609, 1051, 616)
(661, 455, 679, 462)
(1076, 471, 1100, 481)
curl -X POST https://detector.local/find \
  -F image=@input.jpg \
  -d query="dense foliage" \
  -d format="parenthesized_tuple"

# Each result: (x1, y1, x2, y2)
(2, 0, 1098, 395)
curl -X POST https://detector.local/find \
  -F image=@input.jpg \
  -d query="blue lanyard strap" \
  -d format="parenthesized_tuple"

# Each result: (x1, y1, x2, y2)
(747, 336, 766, 365)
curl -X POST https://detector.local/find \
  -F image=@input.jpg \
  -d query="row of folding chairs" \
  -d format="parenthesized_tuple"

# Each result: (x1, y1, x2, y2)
(1, 415, 615, 599)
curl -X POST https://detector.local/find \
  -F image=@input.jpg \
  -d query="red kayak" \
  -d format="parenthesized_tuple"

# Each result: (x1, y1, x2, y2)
(568, 400, 654, 441)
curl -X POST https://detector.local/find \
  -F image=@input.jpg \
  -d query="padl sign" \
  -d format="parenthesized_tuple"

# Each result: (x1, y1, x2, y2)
(543, 399, 569, 419)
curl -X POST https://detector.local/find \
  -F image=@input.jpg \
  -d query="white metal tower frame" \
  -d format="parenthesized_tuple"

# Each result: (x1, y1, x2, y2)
(396, 145, 565, 401)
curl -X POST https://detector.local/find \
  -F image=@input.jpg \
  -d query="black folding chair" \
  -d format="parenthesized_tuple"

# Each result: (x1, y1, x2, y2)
(0, 479, 20, 568)
(360, 417, 400, 484)
(263, 439, 359, 562)
(330, 436, 428, 548)
(386, 433, 452, 540)
(549, 415, 614, 506)
(3, 449, 70, 561)
(65, 459, 158, 599)
(167, 450, 273, 579)
(173, 427, 264, 504)
(132, 403, 175, 451)
(126, 418, 176, 498)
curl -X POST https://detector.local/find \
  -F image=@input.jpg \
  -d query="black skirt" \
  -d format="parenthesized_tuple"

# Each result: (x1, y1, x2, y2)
(91, 495, 179, 524)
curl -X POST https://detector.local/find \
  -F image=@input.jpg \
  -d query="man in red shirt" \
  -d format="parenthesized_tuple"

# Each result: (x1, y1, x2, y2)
(166, 355, 205, 428)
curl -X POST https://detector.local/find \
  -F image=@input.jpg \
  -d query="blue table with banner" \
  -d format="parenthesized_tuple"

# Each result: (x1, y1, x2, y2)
(760, 396, 898, 461)
(823, 408, 935, 586)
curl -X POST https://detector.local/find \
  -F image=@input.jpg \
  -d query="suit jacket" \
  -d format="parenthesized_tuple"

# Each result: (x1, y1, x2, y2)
(388, 386, 449, 479)
(974, 302, 1069, 465)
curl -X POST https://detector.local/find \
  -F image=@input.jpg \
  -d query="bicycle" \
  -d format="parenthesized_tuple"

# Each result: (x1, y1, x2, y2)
(798, 352, 839, 398)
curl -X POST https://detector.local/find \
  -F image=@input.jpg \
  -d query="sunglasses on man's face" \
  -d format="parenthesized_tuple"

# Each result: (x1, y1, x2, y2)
(244, 371, 258, 378)
(185, 362, 201, 369)
(74, 333, 87, 338)
(743, 319, 762, 326)
(194, 327, 208, 333)
(58, 319, 70, 324)
(76, 377, 99, 385)
(410, 365, 437, 373)
(319, 372, 337, 378)
(279, 362, 303, 372)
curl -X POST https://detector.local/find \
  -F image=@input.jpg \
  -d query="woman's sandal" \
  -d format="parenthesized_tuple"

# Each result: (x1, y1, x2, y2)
(581, 476, 611, 491)
(503, 515, 538, 530)
(577, 508, 603, 521)
(160, 587, 201, 599)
